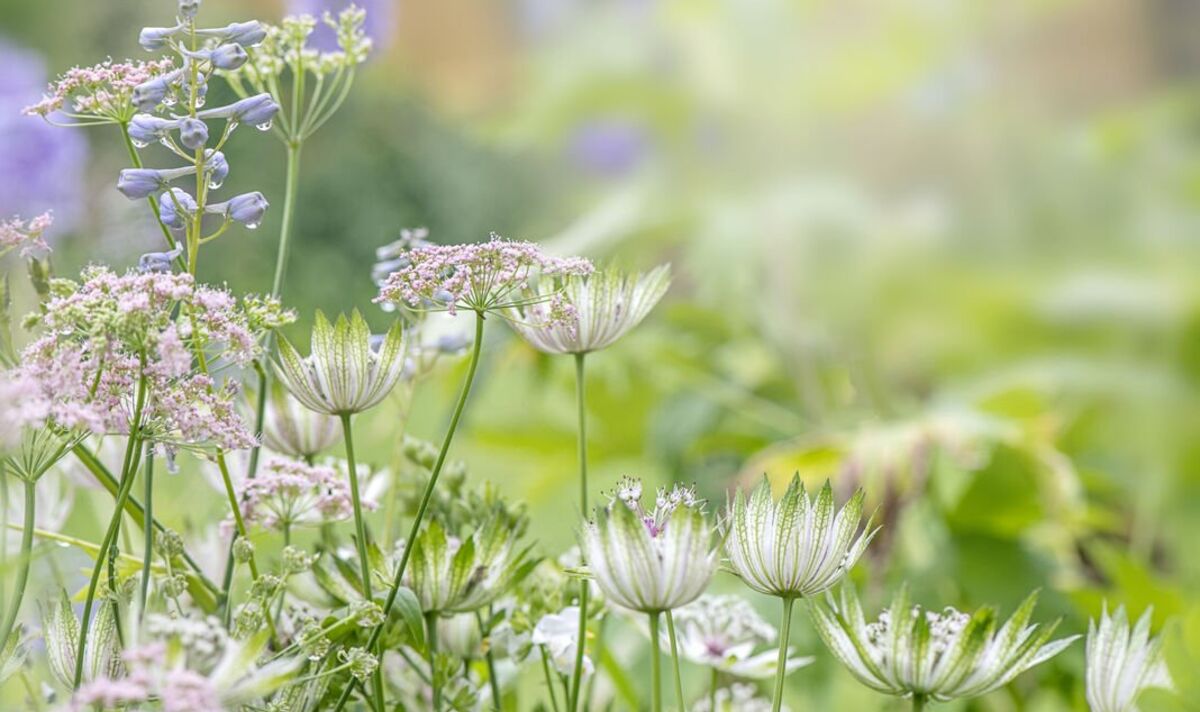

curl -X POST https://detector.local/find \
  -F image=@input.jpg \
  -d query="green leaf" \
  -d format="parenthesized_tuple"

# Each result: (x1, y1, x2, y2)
(391, 586, 425, 648)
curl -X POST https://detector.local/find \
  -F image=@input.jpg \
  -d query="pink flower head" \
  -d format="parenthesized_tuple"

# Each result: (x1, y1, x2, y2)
(375, 233, 593, 320)
(237, 456, 370, 531)
(24, 57, 176, 122)
(0, 211, 53, 258)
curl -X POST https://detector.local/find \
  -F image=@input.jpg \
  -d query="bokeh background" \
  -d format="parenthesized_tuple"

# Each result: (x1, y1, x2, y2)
(3, 0, 1200, 709)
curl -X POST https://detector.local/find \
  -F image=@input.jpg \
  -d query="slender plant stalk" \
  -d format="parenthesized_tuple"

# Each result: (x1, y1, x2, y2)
(0, 479, 35, 648)
(426, 611, 442, 712)
(331, 311, 486, 712)
(479, 609, 502, 710)
(771, 597, 795, 712)
(339, 414, 372, 599)
(912, 694, 927, 712)
(540, 645, 562, 712)
(569, 352, 589, 712)
(138, 446, 154, 621)
(0, 465, 8, 626)
(665, 610, 685, 712)
(709, 667, 718, 711)
(648, 613, 663, 712)
(74, 372, 147, 688)
(272, 142, 302, 299)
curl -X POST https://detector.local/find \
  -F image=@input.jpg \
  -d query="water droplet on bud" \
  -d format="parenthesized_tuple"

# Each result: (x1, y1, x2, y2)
(195, 96, 206, 108)
(131, 139, 149, 148)
(245, 221, 260, 230)
(209, 179, 224, 190)
(163, 96, 177, 107)
(255, 120, 272, 131)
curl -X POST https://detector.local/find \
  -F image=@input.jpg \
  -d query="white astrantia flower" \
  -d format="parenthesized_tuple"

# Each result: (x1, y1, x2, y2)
(1086, 605, 1172, 712)
(261, 381, 341, 459)
(508, 265, 670, 354)
(663, 594, 813, 679)
(275, 310, 406, 416)
(583, 478, 718, 614)
(437, 613, 486, 660)
(725, 475, 875, 599)
(533, 606, 593, 676)
(407, 517, 533, 614)
(694, 682, 784, 712)
(810, 585, 1079, 705)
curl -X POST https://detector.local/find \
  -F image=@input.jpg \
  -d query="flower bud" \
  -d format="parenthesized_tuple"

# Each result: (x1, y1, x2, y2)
(127, 114, 177, 147)
(131, 75, 174, 111)
(139, 25, 182, 51)
(156, 528, 186, 558)
(197, 92, 279, 128)
(281, 546, 314, 574)
(138, 246, 184, 273)
(163, 573, 189, 597)
(207, 43, 248, 71)
(178, 0, 201, 20)
(205, 149, 229, 187)
(157, 188, 197, 229)
(178, 117, 208, 150)
(232, 536, 255, 563)
(213, 191, 268, 229)
(197, 20, 266, 47)
(117, 169, 166, 199)
(339, 647, 379, 682)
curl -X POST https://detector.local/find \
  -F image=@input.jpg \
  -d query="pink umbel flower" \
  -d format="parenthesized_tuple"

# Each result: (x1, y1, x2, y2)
(237, 456, 369, 531)
(24, 57, 176, 123)
(0, 211, 53, 259)
(20, 266, 291, 451)
(0, 369, 50, 453)
(374, 233, 593, 319)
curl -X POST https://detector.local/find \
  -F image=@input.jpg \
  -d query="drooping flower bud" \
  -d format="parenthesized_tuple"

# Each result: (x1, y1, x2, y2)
(178, 0, 201, 20)
(205, 149, 229, 187)
(177, 117, 208, 150)
(127, 114, 177, 147)
(207, 43, 248, 71)
(138, 246, 184, 273)
(197, 92, 279, 128)
(131, 74, 175, 111)
(116, 166, 195, 199)
(138, 24, 183, 51)
(196, 20, 266, 47)
(157, 188, 198, 229)
(211, 191, 268, 229)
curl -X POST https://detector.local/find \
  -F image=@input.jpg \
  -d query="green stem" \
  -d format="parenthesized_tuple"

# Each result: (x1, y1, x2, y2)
(540, 645, 562, 712)
(912, 694, 927, 712)
(331, 311, 486, 712)
(74, 373, 147, 689)
(427, 611, 441, 712)
(569, 353, 589, 712)
(648, 613, 663, 712)
(138, 446, 154, 620)
(771, 597, 795, 712)
(271, 142, 302, 299)
(665, 611, 685, 712)
(709, 667, 718, 712)
(479, 610, 502, 710)
(0, 479, 35, 647)
(339, 414, 372, 599)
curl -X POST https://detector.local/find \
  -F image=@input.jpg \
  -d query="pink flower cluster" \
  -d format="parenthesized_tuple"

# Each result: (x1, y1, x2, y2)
(24, 57, 175, 119)
(375, 233, 593, 318)
(19, 267, 265, 449)
(0, 212, 52, 258)
(0, 369, 50, 452)
(70, 642, 220, 712)
(237, 456, 369, 531)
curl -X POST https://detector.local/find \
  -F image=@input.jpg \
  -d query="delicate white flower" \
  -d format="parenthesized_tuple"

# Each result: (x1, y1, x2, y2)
(665, 594, 812, 679)
(408, 518, 531, 614)
(533, 606, 593, 676)
(437, 612, 486, 659)
(1086, 605, 1172, 712)
(725, 476, 874, 599)
(275, 310, 406, 416)
(508, 265, 670, 354)
(261, 382, 341, 459)
(693, 682, 783, 712)
(810, 585, 1079, 704)
(583, 479, 717, 614)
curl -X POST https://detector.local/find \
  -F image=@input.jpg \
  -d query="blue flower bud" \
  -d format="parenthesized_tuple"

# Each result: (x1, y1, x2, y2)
(158, 189, 197, 229)
(197, 21, 266, 47)
(178, 117, 208, 150)
(139, 25, 182, 51)
(197, 93, 279, 128)
(178, 0, 200, 20)
(131, 75, 174, 111)
(128, 114, 177, 147)
(205, 150, 229, 187)
(138, 246, 183, 273)
(207, 43, 248, 70)
(118, 169, 167, 199)
(221, 191, 269, 228)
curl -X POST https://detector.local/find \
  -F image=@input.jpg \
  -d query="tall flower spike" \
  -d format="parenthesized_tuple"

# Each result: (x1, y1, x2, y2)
(725, 476, 875, 599)
(508, 265, 671, 354)
(810, 584, 1079, 705)
(1086, 605, 1172, 712)
(582, 480, 717, 614)
(275, 310, 406, 415)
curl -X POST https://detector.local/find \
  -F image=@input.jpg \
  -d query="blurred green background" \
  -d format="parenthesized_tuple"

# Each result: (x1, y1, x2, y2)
(3, 0, 1200, 709)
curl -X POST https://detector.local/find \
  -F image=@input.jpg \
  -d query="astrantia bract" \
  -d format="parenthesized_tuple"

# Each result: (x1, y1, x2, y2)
(1086, 605, 1172, 712)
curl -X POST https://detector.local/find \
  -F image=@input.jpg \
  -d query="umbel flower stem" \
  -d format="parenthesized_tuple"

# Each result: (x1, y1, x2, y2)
(568, 351, 589, 712)
(648, 612, 663, 712)
(138, 446, 154, 621)
(426, 611, 442, 711)
(666, 610, 686, 712)
(332, 310, 487, 712)
(0, 478, 35, 649)
(271, 142, 302, 299)
(772, 596, 796, 712)
(338, 414, 372, 600)
(74, 371, 147, 689)
(913, 694, 928, 711)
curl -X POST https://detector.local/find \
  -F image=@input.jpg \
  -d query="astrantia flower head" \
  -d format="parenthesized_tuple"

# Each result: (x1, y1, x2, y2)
(375, 233, 593, 319)
(1086, 605, 1172, 712)
(275, 310, 406, 415)
(666, 594, 813, 679)
(407, 516, 533, 614)
(810, 585, 1078, 705)
(0, 212, 53, 259)
(24, 57, 176, 123)
(533, 606, 593, 676)
(509, 264, 670, 354)
(725, 476, 875, 599)
(582, 478, 717, 614)
(236, 456, 366, 531)
(261, 382, 341, 459)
